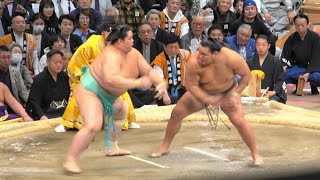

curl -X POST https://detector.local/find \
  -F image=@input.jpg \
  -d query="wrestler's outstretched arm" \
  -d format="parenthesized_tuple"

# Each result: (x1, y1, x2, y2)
(99, 49, 152, 90)
(1, 83, 32, 122)
(134, 49, 168, 97)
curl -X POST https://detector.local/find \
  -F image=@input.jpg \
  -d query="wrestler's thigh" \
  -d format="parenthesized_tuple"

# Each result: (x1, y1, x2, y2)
(220, 92, 244, 123)
(173, 92, 204, 118)
(75, 84, 104, 129)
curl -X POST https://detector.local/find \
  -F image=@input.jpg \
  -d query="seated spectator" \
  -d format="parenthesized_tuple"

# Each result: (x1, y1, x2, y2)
(151, 33, 191, 105)
(1, 0, 34, 35)
(0, 14, 39, 75)
(180, 15, 206, 54)
(115, 0, 144, 32)
(39, 0, 59, 36)
(224, 24, 256, 60)
(247, 35, 287, 103)
(69, 0, 103, 30)
(59, 48, 73, 72)
(51, 0, 76, 18)
(199, 5, 214, 36)
(208, 24, 231, 48)
(0, 1, 5, 38)
(38, 35, 66, 74)
(105, 6, 119, 23)
(0, 45, 29, 104)
(90, 0, 112, 17)
(29, 13, 50, 58)
(58, 15, 82, 54)
(73, 9, 96, 43)
(233, 0, 245, 19)
(134, 22, 163, 64)
(234, 0, 271, 22)
(228, 0, 277, 55)
(213, 0, 237, 35)
(26, 50, 70, 120)
(281, 13, 320, 95)
(146, 9, 170, 44)
(160, 0, 189, 38)
(261, 0, 295, 31)
(131, 22, 163, 108)
(0, 82, 32, 122)
(9, 43, 33, 89)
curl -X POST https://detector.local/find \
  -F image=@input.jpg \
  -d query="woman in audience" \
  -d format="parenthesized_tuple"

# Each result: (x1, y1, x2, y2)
(30, 13, 50, 58)
(38, 35, 66, 73)
(39, 0, 59, 36)
(9, 43, 33, 89)
(72, 9, 95, 43)
(26, 50, 70, 120)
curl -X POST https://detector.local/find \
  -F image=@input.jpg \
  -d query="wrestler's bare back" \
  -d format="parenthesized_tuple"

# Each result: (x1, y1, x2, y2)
(90, 46, 141, 97)
(188, 47, 247, 95)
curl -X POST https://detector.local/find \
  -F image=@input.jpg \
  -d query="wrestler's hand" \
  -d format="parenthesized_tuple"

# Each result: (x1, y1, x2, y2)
(163, 93, 171, 105)
(154, 81, 168, 99)
(23, 115, 33, 122)
(135, 76, 153, 89)
(266, 91, 276, 97)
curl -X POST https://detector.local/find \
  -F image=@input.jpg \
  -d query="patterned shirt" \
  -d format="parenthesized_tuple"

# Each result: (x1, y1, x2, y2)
(116, 1, 144, 32)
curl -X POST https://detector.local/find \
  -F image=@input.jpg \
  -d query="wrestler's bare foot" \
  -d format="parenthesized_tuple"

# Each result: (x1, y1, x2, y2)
(252, 154, 264, 167)
(151, 146, 170, 158)
(105, 149, 131, 156)
(63, 160, 82, 174)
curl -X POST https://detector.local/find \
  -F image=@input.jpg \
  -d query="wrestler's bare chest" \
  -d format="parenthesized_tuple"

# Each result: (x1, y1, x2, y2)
(119, 59, 139, 78)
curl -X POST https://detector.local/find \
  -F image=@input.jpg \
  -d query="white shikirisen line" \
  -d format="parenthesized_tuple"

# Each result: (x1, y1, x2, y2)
(125, 155, 170, 169)
(184, 147, 229, 161)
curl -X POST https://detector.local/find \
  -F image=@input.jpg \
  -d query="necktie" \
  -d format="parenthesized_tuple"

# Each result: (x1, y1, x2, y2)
(170, 57, 177, 82)
(66, 39, 71, 51)
(0, 19, 4, 37)
(58, 0, 64, 17)
(95, 0, 100, 11)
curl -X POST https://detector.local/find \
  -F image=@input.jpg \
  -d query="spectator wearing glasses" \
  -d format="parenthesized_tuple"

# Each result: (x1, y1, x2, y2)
(72, 9, 96, 43)
(225, 24, 256, 60)
(180, 15, 206, 54)
(104, 6, 119, 23)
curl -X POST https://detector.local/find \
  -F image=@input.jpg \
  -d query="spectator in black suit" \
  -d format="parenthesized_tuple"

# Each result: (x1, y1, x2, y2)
(134, 22, 163, 64)
(58, 15, 82, 54)
(26, 49, 70, 120)
(146, 9, 169, 44)
(1, 0, 34, 34)
(130, 22, 164, 108)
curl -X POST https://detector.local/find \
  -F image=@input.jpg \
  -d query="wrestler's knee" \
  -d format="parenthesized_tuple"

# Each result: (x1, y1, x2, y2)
(114, 101, 129, 121)
(85, 123, 102, 134)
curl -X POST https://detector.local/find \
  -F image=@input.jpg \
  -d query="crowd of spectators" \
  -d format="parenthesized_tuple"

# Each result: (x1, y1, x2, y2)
(0, 0, 319, 122)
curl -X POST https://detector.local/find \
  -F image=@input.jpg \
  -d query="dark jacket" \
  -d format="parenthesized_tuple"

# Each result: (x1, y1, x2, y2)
(154, 27, 170, 44)
(26, 67, 70, 119)
(133, 38, 163, 63)
(1, 0, 34, 34)
(69, 34, 83, 54)
(247, 53, 287, 103)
